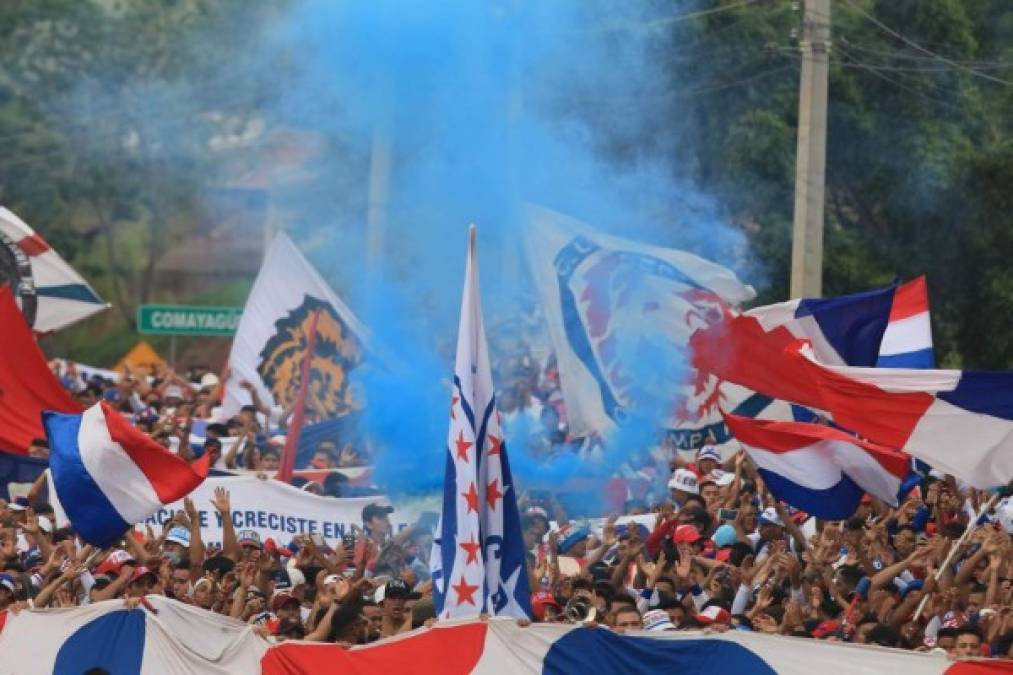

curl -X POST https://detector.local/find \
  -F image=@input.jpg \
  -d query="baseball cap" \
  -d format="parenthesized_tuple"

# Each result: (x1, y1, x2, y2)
(380, 579, 415, 600)
(673, 525, 702, 544)
(713, 470, 736, 487)
(530, 591, 560, 621)
(667, 469, 699, 495)
(130, 566, 157, 584)
(696, 445, 721, 464)
(238, 530, 262, 549)
(264, 537, 293, 557)
(558, 527, 591, 554)
(164, 385, 184, 400)
(95, 550, 136, 577)
(9, 497, 29, 512)
(642, 608, 676, 631)
(695, 605, 731, 625)
(200, 373, 220, 389)
(712, 524, 738, 549)
(758, 507, 784, 527)
(361, 503, 394, 523)
(165, 525, 191, 548)
(271, 592, 300, 612)
(0, 574, 15, 593)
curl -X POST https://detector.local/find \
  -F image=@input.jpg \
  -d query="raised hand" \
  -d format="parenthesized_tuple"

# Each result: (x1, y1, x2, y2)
(210, 487, 231, 514)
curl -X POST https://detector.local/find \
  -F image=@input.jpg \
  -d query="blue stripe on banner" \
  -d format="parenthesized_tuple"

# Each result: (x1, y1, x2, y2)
(875, 348, 935, 369)
(757, 468, 865, 520)
(43, 411, 130, 547)
(36, 284, 104, 304)
(729, 393, 773, 418)
(796, 285, 893, 367)
(937, 371, 1013, 422)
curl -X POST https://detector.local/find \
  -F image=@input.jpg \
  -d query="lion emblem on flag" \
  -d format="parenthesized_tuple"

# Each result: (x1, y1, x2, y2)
(573, 249, 728, 425)
(257, 295, 363, 417)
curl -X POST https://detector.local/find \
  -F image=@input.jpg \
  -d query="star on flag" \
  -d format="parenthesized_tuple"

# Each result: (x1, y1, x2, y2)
(485, 478, 503, 510)
(459, 535, 481, 565)
(462, 482, 480, 514)
(452, 575, 479, 606)
(455, 430, 473, 462)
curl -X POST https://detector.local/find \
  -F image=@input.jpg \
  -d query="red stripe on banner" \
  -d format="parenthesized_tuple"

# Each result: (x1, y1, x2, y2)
(691, 315, 826, 410)
(723, 413, 912, 479)
(788, 346, 934, 450)
(276, 308, 321, 483)
(16, 233, 50, 257)
(261, 622, 487, 675)
(889, 276, 928, 322)
(945, 661, 1013, 674)
(100, 401, 210, 503)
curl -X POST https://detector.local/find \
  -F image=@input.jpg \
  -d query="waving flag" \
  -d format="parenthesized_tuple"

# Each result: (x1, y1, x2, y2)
(0, 207, 107, 332)
(223, 232, 367, 421)
(744, 277, 930, 368)
(260, 619, 1000, 675)
(43, 402, 210, 547)
(877, 276, 934, 368)
(0, 286, 82, 455)
(723, 413, 913, 519)
(526, 205, 756, 449)
(789, 345, 1013, 489)
(431, 226, 531, 620)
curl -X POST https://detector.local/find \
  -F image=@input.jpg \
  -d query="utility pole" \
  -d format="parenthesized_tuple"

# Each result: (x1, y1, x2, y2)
(789, 0, 831, 298)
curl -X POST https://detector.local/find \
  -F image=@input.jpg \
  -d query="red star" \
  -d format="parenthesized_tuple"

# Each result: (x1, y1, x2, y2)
(459, 535, 481, 565)
(452, 575, 479, 606)
(450, 394, 459, 420)
(486, 478, 503, 510)
(462, 482, 480, 513)
(455, 430, 473, 462)
(486, 434, 502, 455)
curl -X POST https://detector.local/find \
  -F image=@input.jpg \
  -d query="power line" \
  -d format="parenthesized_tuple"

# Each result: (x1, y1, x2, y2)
(597, 0, 761, 33)
(832, 45, 969, 114)
(837, 37, 1013, 70)
(841, 0, 1013, 87)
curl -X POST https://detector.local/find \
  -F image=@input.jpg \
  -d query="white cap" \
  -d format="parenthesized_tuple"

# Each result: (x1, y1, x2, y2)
(200, 373, 220, 388)
(758, 507, 784, 527)
(712, 470, 736, 487)
(667, 469, 699, 495)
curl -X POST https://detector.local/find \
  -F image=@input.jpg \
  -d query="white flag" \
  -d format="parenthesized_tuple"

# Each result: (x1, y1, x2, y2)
(0, 207, 107, 332)
(525, 206, 756, 449)
(222, 233, 367, 421)
(431, 226, 531, 620)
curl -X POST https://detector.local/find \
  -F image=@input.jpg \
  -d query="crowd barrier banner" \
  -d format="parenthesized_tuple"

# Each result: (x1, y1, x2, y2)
(142, 475, 432, 548)
(0, 596, 266, 675)
(262, 618, 1008, 675)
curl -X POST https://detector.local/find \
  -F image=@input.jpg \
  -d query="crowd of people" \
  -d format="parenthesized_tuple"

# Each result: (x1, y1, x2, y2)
(0, 354, 1009, 664)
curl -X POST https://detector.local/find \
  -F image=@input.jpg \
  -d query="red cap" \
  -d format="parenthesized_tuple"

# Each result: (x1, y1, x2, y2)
(530, 591, 560, 621)
(715, 548, 732, 563)
(130, 566, 157, 583)
(95, 550, 135, 577)
(264, 538, 293, 557)
(812, 619, 841, 638)
(696, 606, 731, 625)
(271, 592, 300, 612)
(673, 525, 702, 544)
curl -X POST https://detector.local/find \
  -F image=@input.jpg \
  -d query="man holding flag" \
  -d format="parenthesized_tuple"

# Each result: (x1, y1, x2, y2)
(431, 226, 531, 620)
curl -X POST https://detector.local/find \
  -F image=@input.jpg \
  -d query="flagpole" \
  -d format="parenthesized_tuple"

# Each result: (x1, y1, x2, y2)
(912, 492, 1000, 622)
(276, 308, 321, 483)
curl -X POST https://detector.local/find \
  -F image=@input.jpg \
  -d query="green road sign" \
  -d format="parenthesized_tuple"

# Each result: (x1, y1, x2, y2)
(137, 305, 242, 336)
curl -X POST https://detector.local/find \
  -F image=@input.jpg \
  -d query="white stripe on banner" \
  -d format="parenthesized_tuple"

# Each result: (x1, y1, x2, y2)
(906, 398, 1013, 486)
(78, 405, 162, 525)
(879, 312, 931, 356)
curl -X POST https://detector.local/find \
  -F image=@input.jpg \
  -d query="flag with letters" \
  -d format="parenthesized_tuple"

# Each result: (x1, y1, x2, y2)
(431, 227, 531, 620)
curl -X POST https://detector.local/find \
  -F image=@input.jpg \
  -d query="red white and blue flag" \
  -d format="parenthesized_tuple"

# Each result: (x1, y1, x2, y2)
(43, 402, 210, 547)
(431, 227, 531, 620)
(723, 413, 914, 519)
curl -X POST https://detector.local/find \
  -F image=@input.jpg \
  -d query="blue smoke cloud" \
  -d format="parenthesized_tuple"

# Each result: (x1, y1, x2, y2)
(239, 1, 757, 502)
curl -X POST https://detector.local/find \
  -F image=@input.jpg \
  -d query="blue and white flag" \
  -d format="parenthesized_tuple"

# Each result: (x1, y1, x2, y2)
(431, 226, 531, 620)
(0, 207, 107, 332)
(525, 206, 757, 449)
